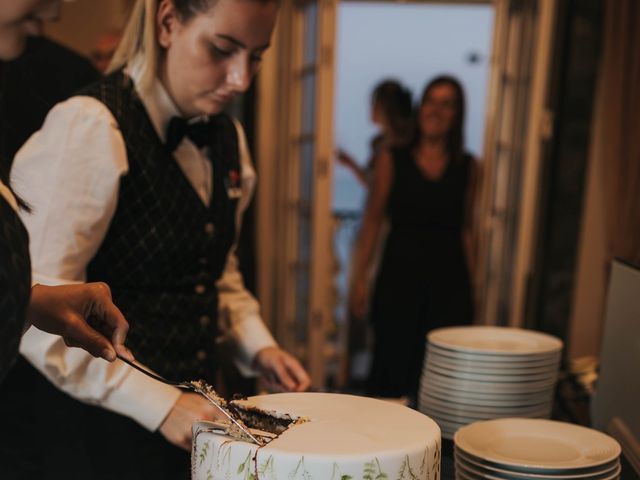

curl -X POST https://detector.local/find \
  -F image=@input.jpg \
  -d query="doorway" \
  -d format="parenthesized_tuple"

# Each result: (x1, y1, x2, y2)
(331, 2, 495, 389)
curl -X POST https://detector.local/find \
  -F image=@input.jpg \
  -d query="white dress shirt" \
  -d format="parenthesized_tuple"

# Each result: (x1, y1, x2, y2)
(10, 62, 276, 432)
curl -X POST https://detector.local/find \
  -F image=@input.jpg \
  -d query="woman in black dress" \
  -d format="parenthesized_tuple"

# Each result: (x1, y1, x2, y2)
(351, 76, 478, 400)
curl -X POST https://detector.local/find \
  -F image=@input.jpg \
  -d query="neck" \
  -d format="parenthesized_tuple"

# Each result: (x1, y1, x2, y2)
(418, 135, 447, 153)
(158, 60, 193, 119)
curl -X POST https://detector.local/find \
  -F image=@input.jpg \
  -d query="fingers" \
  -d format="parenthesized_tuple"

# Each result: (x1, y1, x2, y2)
(269, 357, 297, 391)
(257, 348, 311, 393)
(283, 356, 311, 392)
(106, 305, 133, 361)
(64, 316, 116, 361)
(88, 283, 133, 362)
(160, 393, 221, 451)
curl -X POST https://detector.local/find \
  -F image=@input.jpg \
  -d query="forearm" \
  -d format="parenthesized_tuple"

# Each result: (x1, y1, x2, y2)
(352, 213, 383, 283)
(19, 328, 181, 431)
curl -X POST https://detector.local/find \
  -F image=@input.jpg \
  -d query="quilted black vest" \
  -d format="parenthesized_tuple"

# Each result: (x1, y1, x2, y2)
(0, 194, 31, 384)
(82, 71, 240, 383)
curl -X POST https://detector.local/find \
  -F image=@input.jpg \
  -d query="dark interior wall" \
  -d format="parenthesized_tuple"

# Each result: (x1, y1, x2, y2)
(525, 0, 603, 343)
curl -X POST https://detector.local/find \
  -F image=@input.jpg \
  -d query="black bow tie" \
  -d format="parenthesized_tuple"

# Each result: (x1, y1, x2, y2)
(165, 117, 211, 153)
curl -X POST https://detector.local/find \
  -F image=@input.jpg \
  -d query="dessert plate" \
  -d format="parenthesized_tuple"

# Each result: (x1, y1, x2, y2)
(454, 419, 621, 472)
(428, 327, 563, 356)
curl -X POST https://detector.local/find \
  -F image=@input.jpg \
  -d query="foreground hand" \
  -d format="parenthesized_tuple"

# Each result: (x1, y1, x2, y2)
(253, 346, 311, 393)
(159, 392, 227, 450)
(27, 282, 133, 362)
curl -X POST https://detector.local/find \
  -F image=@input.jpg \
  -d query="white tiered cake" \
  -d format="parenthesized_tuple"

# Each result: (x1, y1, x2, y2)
(192, 392, 441, 480)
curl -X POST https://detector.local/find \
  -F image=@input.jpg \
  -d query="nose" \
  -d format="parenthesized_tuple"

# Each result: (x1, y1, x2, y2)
(227, 56, 252, 93)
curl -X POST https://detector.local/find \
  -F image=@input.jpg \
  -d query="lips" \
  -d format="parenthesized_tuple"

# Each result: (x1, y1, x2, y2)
(214, 94, 235, 104)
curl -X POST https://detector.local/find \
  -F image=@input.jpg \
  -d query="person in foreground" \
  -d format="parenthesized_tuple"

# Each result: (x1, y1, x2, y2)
(7, 0, 310, 477)
(0, 0, 131, 381)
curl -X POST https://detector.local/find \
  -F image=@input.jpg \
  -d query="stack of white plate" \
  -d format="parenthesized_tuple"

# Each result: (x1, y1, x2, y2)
(454, 418, 622, 480)
(418, 326, 562, 439)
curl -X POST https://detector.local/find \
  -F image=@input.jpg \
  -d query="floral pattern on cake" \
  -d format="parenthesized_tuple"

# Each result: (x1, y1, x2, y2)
(193, 436, 441, 480)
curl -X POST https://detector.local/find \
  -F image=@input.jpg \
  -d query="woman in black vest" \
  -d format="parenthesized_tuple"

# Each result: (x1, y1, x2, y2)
(9, 0, 309, 478)
(351, 76, 478, 402)
(0, 1, 132, 381)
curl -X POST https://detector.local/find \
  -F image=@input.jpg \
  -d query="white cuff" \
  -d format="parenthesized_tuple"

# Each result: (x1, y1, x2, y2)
(231, 314, 277, 376)
(31, 272, 83, 286)
(105, 365, 182, 431)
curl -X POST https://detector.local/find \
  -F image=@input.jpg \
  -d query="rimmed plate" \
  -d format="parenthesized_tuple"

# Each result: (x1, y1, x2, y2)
(419, 383, 554, 407)
(455, 457, 621, 480)
(455, 449, 621, 479)
(453, 419, 621, 472)
(426, 363, 559, 383)
(426, 344, 562, 365)
(419, 381, 555, 405)
(422, 404, 550, 424)
(420, 393, 551, 416)
(420, 386, 553, 410)
(428, 327, 563, 356)
(426, 354, 560, 375)
(423, 371, 557, 393)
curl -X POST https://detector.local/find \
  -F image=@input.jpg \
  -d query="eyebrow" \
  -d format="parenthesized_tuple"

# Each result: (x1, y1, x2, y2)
(215, 34, 270, 51)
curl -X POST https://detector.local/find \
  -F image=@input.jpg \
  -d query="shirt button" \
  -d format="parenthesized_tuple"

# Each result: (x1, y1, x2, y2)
(204, 223, 215, 236)
(196, 350, 207, 361)
(199, 315, 211, 327)
(195, 284, 206, 295)
(199, 257, 208, 266)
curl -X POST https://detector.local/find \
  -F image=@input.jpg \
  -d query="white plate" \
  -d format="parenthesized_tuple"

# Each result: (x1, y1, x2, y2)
(420, 377, 555, 406)
(455, 449, 621, 479)
(427, 343, 562, 364)
(428, 327, 563, 356)
(426, 354, 560, 375)
(455, 457, 621, 480)
(420, 388, 553, 411)
(423, 371, 558, 393)
(425, 363, 559, 383)
(421, 403, 550, 424)
(454, 419, 621, 471)
(419, 381, 555, 405)
(420, 394, 551, 417)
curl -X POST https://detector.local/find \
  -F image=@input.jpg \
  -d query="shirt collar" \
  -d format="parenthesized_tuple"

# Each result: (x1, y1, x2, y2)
(126, 55, 194, 143)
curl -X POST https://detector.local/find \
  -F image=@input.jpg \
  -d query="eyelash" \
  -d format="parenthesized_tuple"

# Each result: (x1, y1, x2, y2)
(211, 44, 233, 58)
(209, 44, 263, 64)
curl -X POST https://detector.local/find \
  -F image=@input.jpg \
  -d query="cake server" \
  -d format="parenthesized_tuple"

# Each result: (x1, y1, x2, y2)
(117, 354, 264, 446)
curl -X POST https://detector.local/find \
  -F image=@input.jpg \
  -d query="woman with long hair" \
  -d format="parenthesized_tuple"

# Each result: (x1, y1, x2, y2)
(337, 79, 413, 187)
(350, 75, 478, 401)
(6, 0, 309, 477)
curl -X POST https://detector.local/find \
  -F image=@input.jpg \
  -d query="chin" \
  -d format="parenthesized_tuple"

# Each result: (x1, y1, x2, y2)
(195, 98, 226, 117)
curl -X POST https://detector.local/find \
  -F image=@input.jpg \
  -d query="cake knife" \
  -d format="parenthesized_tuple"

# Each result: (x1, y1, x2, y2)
(116, 354, 264, 446)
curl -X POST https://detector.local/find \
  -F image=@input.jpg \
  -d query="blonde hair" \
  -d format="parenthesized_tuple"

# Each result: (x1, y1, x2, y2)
(108, 0, 220, 91)
(109, 0, 275, 91)
(108, 0, 160, 92)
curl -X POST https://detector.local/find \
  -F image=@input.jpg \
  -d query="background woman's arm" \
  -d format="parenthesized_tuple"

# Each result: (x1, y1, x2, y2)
(349, 149, 394, 318)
